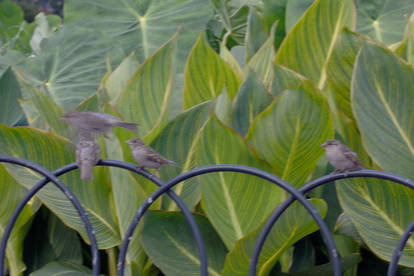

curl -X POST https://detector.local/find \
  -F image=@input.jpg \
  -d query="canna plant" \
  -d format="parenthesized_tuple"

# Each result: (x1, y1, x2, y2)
(0, 0, 414, 275)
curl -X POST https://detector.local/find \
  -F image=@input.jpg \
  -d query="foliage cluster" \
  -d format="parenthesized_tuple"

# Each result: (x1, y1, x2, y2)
(0, 0, 414, 275)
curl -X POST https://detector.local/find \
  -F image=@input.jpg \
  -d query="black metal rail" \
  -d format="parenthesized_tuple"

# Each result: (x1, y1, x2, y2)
(1, 156, 413, 276)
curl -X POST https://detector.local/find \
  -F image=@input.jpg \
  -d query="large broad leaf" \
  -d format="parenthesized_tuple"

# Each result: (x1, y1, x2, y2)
(0, 164, 35, 276)
(230, 70, 273, 137)
(105, 52, 140, 106)
(246, 81, 333, 188)
(222, 199, 327, 276)
(248, 35, 276, 88)
(337, 178, 414, 267)
(64, 0, 213, 70)
(10, 26, 123, 110)
(351, 42, 414, 179)
(0, 125, 120, 248)
(0, 67, 23, 126)
(326, 28, 363, 120)
(150, 102, 212, 211)
(355, 0, 414, 45)
(324, 29, 370, 163)
(275, 0, 354, 88)
(141, 211, 228, 276)
(183, 33, 240, 109)
(196, 114, 284, 249)
(117, 32, 177, 137)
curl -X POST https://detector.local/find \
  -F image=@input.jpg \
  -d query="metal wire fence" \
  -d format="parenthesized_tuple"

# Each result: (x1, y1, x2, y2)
(1, 155, 413, 276)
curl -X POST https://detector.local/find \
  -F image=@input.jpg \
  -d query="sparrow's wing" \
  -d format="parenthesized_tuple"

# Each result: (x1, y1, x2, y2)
(343, 151, 362, 167)
(92, 143, 101, 164)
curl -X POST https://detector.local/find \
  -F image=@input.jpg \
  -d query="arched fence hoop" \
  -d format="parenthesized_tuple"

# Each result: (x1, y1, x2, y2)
(116, 164, 340, 276)
(1, 155, 414, 276)
(0, 155, 100, 276)
(249, 170, 414, 276)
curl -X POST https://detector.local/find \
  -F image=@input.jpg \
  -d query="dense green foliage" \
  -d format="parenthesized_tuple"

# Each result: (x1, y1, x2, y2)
(0, 0, 414, 275)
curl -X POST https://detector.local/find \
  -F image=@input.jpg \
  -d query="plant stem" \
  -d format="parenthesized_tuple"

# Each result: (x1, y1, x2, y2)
(106, 248, 117, 276)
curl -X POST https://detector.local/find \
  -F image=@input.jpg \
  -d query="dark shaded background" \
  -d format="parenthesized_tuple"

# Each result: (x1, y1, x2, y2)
(11, 0, 63, 21)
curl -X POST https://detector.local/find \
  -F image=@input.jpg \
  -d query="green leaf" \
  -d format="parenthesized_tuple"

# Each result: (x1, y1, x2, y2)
(0, 164, 34, 276)
(46, 214, 82, 264)
(196, 114, 284, 249)
(118, 32, 177, 137)
(263, 0, 287, 49)
(351, 42, 414, 179)
(245, 7, 268, 60)
(337, 178, 414, 267)
(326, 28, 364, 120)
(141, 211, 227, 276)
(247, 81, 333, 188)
(394, 13, 414, 66)
(275, 0, 354, 88)
(64, 0, 213, 70)
(105, 52, 140, 105)
(285, 0, 314, 33)
(30, 261, 92, 276)
(183, 33, 240, 109)
(230, 70, 273, 136)
(0, 67, 23, 126)
(222, 199, 327, 276)
(20, 83, 67, 136)
(0, 125, 120, 248)
(270, 64, 304, 98)
(11, 26, 124, 110)
(247, 34, 276, 88)
(355, 0, 414, 45)
(212, 0, 249, 45)
(0, 0, 35, 53)
(151, 102, 212, 211)
(105, 129, 148, 272)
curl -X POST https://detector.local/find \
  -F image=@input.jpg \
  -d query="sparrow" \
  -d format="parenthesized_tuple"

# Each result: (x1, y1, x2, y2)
(76, 131, 101, 180)
(61, 111, 138, 138)
(321, 139, 363, 174)
(126, 138, 180, 171)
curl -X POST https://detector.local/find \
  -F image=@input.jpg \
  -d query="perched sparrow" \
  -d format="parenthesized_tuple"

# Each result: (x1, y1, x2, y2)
(126, 138, 180, 171)
(61, 111, 138, 137)
(321, 139, 363, 174)
(76, 132, 101, 180)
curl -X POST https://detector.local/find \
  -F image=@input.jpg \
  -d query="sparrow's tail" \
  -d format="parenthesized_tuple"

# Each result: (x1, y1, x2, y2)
(115, 122, 138, 133)
(80, 164, 94, 180)
(167, 160, 181, 168)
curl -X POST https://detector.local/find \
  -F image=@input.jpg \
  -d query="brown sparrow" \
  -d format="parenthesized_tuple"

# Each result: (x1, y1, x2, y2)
(321, 139, 363, 174)
(76, 131, 101, 180)
(61, 111, 137, 137)
(126, 138, 180, 171)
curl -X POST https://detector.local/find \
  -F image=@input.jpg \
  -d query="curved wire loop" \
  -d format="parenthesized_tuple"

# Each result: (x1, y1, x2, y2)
(91, 160, 208, 276)
(0, 155, 100, 276)
(117, 164, 338, 276)
(250, 170, 414, 276)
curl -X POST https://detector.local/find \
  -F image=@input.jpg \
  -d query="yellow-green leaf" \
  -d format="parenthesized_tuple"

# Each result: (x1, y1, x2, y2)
(247, 81, 333, 188)
(351, 42, 414, 179)
(183, 33, 240, 109)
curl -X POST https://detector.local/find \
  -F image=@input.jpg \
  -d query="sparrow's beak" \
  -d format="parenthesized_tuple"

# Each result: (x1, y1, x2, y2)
(321, 142, 327, 147)
(125, 139, 133, 144)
